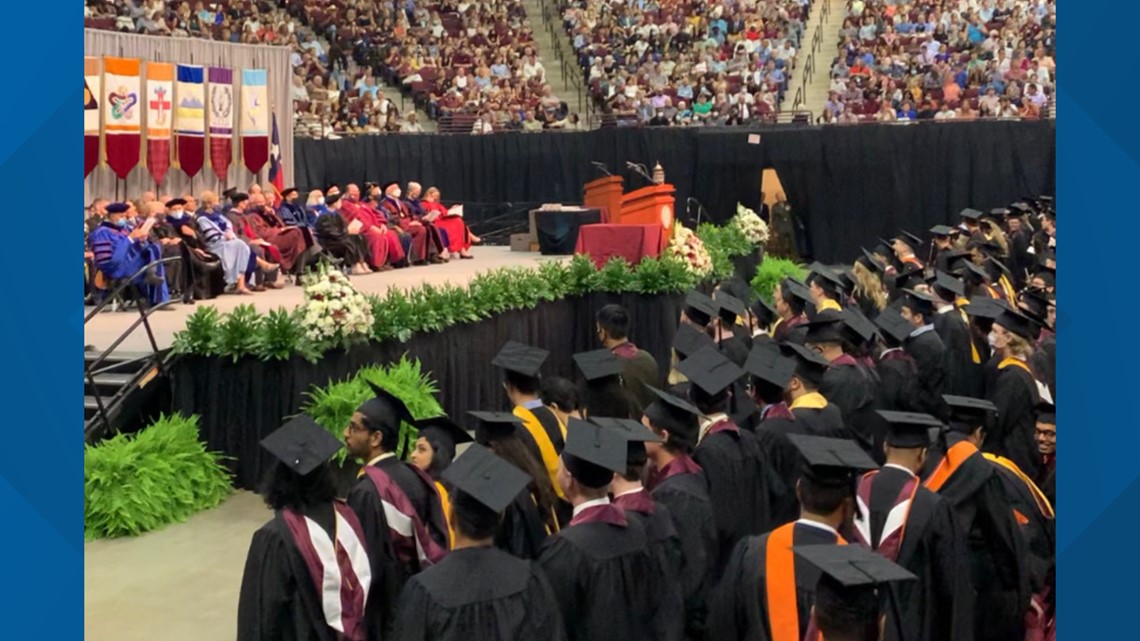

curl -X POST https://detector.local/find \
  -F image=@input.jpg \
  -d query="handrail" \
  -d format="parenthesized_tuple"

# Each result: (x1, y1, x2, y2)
(84, 254, 181, 440)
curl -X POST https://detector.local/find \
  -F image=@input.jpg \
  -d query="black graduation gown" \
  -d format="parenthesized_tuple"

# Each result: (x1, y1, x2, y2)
(1007, 230, 1033, 289)
(652, 470, 719, 639)
(987, 457, 1056, 597)
(903, 330, 948, 418)
(1031, 335, 1056, 401)
(314, 212, 368, 266)
(934, 309, 978, 400)
(788, 402, 850, 440)
(925, 437, 1029, 641)
(237, 510, 341, 641)
(861, 467, 973, 641)
(876, 350, 920, 412)
(751, 414, 803, 526)
(820, 360, 880, 455)
(391, 547, 565, 641)
(693, 423, 773, 565)
(615, 493, 686, 596)
(708, 522, 841, 641)
(537, 509, 684, 641)
(494, 487, 552, 560)
(986, 362, 1042, 478)
(170, 217, 227, 300)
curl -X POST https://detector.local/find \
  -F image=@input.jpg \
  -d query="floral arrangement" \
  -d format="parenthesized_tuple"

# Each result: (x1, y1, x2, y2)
(731, 203, 770, 245)
(299, 264, 374, 349)
(667, 223, 713, 278)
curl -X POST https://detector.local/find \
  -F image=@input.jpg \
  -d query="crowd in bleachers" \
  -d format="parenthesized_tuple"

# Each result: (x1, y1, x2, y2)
(821, 0, 1056, 123)
(561, 0, 812, 126)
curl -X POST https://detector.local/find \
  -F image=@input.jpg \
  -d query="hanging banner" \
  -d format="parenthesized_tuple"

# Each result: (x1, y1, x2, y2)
(145, 62, 174, 184)
(175, 64, 206, 179)
(240, 68, 270, 174)
(268, 112, 284, 204)
(84, 56, 101, 178)
(103, 57, 142, 180)
(207, 66, 234, 182)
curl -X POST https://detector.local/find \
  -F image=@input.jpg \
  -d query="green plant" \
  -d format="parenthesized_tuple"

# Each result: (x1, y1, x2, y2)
(214, 304, 264, 362)
(84, 414, 232, 540)
(565, 253, 600, 295)
(632, 255, 699, 294)
(253, 307, 321, 363)
(697, 221, 753, 258)
(172, 306, 222, 356)
(751, 257, 808, 303)
(302, 356, 444, 462)
(594, 257, 636, 292)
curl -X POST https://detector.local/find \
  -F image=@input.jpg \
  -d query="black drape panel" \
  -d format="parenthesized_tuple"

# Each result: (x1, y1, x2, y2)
(171, 292, 684, 489)
(294, 121, 1054, 262)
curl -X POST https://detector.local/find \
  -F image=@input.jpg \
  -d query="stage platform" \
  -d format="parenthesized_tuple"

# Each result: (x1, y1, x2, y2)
(84, 247, 564, 353)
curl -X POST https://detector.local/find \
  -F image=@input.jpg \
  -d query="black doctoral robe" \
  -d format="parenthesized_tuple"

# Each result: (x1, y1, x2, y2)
(708, 521, 842, 641)
(925, 436, 1029, 641)
(693, 420, 773, 566)
(859, 466, 973, 641)
(391, 546, 565, 641)
(169, 216, 227, 300)
(537, 506, 684, 641)
(651, 465, 719, 639)
(904, 329, 948, 418)
(986, 360, 1042, 478)
(934, 309, 978, 400)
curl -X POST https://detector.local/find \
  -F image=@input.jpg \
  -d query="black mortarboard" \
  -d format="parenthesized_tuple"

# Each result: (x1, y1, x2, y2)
(943, 395, 997, 431)
(643, 385, 702, 448)
(967, 238, 1001, 255)
(442, 443, 531, 513)
(892, 267, 925, 291)
(1036, 401, 1056, 425)
(985, 208, 1008, 222)
(794, 545, 916, 617)
(933, 271, 965, 297)
(573, 348, 624, 382)
(901, 289, 935, 316)
(106, 202, 129, 214)
(781, 278, 815, 305)
(715, 292, 747, 324)
(878, 410, 942, 448)
(750, 296, 777, 327)
(744, 343, 796, 389)
(779, 342, 832, 388)
(962, 296, 1005, 319)
(591, 416, 663, 467)
(358, 381, 414, 443)
(324, 193, 342, 205)
(929, 225, 955, 237)
(954, 258, 990, 284)
(842, 308, 878, 344)
(987, 256, 1013, 279)
(1009, 202, 1032, 214)
(787, 434, 878, 487)
(874, 308, 913, 345)
(468, 410, 525, 443)
(677, 345, 745, 395)
(281, 187, 298, 196)
(808, 263, 846, 298)
(413, 414, 473, 462)
(959, 208, 982, 222)
(492, 341, 549, 377)
(858, 248, 885, 275)
(382, 180, 400, 193)
(324, 183, 340, 193)
(165, 198, 187, 208)
(994, 307, 1036, 340)
(223, 187, 238, 199)
(1018, 289, 1050, 323)
(804, 309, 846, 344)
(260, 414, 343, 476)
(893, 230, 924, 250)
(673, 323, 716, 359)
(684, 291, 717, 326)
(231, 192, 250, 204)
(563, 418, 627, 487)
(873, 238, 897, 258)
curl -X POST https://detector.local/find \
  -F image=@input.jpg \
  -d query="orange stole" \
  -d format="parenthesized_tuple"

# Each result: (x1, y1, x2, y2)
(924, 440, 978, 492)
(435, 481, 455, 549)
(765, 523, 847, 641)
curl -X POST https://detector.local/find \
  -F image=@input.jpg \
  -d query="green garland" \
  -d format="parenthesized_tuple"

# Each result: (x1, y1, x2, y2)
(301, 356, 444, 462)
(750, 257, 809, 304)
(84, 414, 232, 540)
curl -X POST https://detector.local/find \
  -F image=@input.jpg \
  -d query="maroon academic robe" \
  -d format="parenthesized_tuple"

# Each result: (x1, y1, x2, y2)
(340, 199, 405, 268)
(249, 208, 307, 272)
(379, 197, 432, 263)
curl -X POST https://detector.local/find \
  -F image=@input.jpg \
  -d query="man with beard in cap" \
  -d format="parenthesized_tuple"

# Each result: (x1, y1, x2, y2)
(344, 383, 450, 639)
(778, 342, 850, 439)
(538, 419, 684, 641)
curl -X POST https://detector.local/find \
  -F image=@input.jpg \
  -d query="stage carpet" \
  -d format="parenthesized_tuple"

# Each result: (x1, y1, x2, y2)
(84, 247, 564, 353)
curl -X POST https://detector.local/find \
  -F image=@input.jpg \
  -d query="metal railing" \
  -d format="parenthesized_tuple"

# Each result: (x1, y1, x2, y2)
(792, 0, 832, 112)
(84, 255, 181, 441)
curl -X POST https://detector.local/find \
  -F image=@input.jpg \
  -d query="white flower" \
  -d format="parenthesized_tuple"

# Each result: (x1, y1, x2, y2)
(731, 203, 770, 245)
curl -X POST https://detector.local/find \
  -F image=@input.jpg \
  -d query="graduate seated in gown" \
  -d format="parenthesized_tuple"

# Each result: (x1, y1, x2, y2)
(88, 202, 170, 308)
(707, 435, 877, 641)
(537, 419, 684, 641)
(237, 415, 372, 641)
(391, 444, 566, 641)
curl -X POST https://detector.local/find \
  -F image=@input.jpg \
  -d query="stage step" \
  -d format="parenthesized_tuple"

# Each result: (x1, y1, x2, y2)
(84, 348, 171, 443)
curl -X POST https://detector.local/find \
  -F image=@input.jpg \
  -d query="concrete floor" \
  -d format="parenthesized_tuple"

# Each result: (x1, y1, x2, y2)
(85, 491, 268, 641)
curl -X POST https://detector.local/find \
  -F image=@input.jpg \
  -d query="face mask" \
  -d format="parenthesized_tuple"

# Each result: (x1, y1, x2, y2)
(391, 189, 402, 199)
(169, 209, 184, 218)
(987, 331, 999, 350)
(115, 218, 130, 229)
(318, 197, 326, 205)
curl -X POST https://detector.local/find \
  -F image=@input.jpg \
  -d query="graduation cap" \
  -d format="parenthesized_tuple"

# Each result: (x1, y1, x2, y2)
(442, 443, 532, 513)
(677, 345, 746, 396)
(563, 417, 628, 488)
(929, 224, 956, 238)
(260, 414, 343, 477)
(412, 415, 473, 464)
(492, 341, 549, 378)
(642, 385, 703, 449)
(892, 267, 925, 291)
(985, 208, 1009, 222)
(873, 238, 897, 258)
(106, 202, 129, 214)
(857, 248, 885, 275)
(943, 395, 998, 431)
(954, 258, 990, 285)
(573, 348, 624, 382)
(808, 263, 847, 298)
(673, 323, 716, 359)
(794, 544, 916, 634)
(325, 193, 342, 206)
(787, 434, 878, 487)
(750, 296, 778, 328)
(591, 416, 663, 467)
(684, 291, 717, 327)
(164, 198, 187, 208)
(1009, 202, 1032, 215)
(1036, 401, 1056, 425)
(804, 309, 846, 344)
(281, 187, 299, 198)
(842, 308, 878, 345)
(779, 342, 832, 388)
(382, 180, 400, 193)
(744, 343, 796, 389)
(961, 296, 1006, 319)
(932, 271, 965, 298)
(468, 410, 525, 443)
(987, 256, 1013, 279)
(966, 238, 1002, 255)
(1018, 289, 1051, 323)
(222, 186, 238, 199)
(959, 208, 982, 222)
(714, 292, 747, 325)
(994, 307, 1036, 340)
(893, 230, 924, 250)
(358, 381, 415, 443)
(878, 410, 942, 448)
(231, 192, 250, 204)
(874, 308, 913, 345)
(900, 289, 935, 316)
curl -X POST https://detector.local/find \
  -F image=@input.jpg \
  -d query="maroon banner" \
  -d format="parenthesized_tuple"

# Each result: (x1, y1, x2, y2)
(208, 66, 234, 182)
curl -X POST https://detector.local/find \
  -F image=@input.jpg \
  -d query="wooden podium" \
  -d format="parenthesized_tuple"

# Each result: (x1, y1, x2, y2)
(582, 176, 625, 224)
(582, 177, 676, 250)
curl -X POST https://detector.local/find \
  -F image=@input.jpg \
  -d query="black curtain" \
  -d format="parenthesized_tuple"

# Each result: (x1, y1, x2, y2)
(171, 292, 684, 490)
(294, 121, 1054, 262)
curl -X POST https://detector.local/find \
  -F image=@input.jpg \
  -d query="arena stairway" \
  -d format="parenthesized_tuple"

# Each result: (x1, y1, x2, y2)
(84, 348, 172, 443)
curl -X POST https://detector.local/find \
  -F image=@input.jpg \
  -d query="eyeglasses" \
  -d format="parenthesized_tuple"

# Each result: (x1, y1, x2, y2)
(1034, 429, 1056, 440)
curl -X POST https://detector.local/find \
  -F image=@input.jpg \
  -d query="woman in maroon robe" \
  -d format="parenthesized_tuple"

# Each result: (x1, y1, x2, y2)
(423, 187, 477, 259)
(248, 200, 310, 274)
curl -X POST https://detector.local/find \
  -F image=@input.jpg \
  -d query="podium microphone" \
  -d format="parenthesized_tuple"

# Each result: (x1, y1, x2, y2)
(590, 161, 611, 176)
(625, 162, 653, 184)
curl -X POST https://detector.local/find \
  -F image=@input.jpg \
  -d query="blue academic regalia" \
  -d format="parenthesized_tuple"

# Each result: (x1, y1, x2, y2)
(88, 222, 168, 305)
(279, 201, 312, 228)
